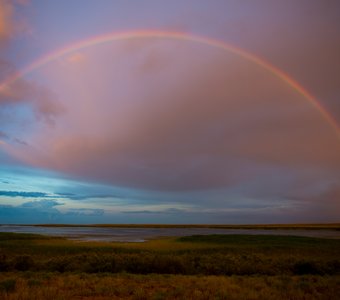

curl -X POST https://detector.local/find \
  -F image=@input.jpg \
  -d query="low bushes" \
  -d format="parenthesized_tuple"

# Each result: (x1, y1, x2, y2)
(0, 252, 339, 276)
(0, 234, 339, 276)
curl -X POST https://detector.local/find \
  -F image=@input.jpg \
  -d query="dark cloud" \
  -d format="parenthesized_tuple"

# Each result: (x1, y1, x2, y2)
(66, 208, 104, 216)
(0, 200, 63, 223)
(54, 192, 125, 200)
(0, 190, 125, 201)
(13, 138, 28, 146)
(0, 130, 8, 138)
(0, 190, 49, 198)
(20, 199, 63, 209)
(122, 208, 186, 214)
(0, 200, 105, 224)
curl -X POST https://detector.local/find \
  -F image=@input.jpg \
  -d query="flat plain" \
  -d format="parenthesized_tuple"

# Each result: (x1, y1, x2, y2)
(0, 225, 339, 299)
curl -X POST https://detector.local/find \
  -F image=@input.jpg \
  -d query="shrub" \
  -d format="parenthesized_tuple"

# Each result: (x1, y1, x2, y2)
(14, 255, 34, 271)
(293, 261, 322, 275)
(0, 255, 10, 272)
(0, 279, 16, 293)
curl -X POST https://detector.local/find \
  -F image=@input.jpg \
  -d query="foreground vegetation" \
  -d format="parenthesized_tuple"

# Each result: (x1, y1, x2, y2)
(0, 232, 339, 299)
(1, 272, 339, 300)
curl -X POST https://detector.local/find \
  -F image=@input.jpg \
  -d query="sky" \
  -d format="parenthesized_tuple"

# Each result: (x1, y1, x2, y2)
(0, 0, 339, 224)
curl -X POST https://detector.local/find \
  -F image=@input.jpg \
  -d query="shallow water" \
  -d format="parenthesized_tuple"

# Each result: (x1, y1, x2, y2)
(0, 225, 339, 242)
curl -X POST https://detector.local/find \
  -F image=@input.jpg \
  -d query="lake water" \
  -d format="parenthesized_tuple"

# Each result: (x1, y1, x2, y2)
(0, 225, 339, 242)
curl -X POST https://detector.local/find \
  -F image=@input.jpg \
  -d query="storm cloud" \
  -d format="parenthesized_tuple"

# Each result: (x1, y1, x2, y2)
(5, 38, 338, 193)
(0, 0, 339, 223)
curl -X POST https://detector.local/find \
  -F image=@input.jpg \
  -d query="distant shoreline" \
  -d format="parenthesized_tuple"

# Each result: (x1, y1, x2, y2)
(2, 223, 340, 230)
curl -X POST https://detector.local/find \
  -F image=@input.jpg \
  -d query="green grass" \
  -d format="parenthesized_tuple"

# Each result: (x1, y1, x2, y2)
(0, 232, 339, 299)
(1, 233, 339, 275)
(178, 234, 340, 246)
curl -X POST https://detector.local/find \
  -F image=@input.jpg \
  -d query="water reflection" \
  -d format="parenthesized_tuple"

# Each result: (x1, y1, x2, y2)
(0, 225, 339, 242)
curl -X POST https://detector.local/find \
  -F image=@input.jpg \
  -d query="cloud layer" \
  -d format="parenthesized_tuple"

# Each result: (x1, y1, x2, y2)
(5, 39, 338, 193)
(0, 1, 339, 223)
(0, 1, 63, 146)
(0, 0, 14, 42)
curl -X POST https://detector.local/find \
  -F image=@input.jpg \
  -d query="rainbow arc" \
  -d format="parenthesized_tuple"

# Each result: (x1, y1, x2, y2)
(0, 30, 339, 146)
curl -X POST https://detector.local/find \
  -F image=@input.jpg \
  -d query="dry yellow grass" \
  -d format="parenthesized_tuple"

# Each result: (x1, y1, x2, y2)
(34, 236, 226, 252)
(0, 273, 339, 300)
(1, 232, 339, 299)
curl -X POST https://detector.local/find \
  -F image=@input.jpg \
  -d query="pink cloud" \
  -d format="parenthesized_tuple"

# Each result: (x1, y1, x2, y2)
(0, 0, 31, 45)
(0, 0, 14, 42)
(5, 38, 339, 191)
(0, 1, 63, 144)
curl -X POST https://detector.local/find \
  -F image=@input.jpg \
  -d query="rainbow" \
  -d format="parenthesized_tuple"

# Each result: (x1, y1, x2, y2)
(0, 29, 339, 144)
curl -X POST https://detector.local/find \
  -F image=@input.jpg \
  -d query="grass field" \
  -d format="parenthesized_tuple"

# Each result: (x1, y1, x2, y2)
(0, 232, 339, 299)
